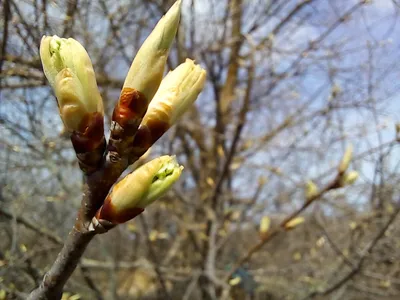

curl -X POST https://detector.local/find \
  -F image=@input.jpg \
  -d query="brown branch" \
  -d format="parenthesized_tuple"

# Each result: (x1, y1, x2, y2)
(0, 186, 111, 300)
(9, 0, 40, 51)
(139, 216, 172, 300)
(0, 0, 10, 89)
(2, 54, 123, 88)
(2, 189, 105, 300)
(248, 0, 366, 102)
(27, 228, 96, 300)
(98, 0, 131, 65)
(259, 0, 316, 45)
(211, 56, 254, 207)
(27, 86, 146, 300)
(314, 216, 355, 269)
(303, 204, 400, 299)
(219, 0, 242, 114)
(0, 207, 63, 245)
(203, 54, 254, 278)
(62, 0, 78, 37)
(79, 265, 104, 300)
(224, 171, 343, 282)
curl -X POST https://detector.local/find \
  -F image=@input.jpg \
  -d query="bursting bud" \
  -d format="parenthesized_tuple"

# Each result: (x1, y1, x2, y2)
(120, 0, 181, 105)
(40, 35, 104, 133)
(229, 276, 242, 286)
(305, 180, 319, 201)
(96, 155, 183, 224)
(144, 59, 207, 126)
(339, 144, 353, 174)
(340, 171, 359, 186)
(284, 217, 305, 231)
(259, 216, 271, 239)
(132, 59, 206, 156)
(111, 0, 181, 144)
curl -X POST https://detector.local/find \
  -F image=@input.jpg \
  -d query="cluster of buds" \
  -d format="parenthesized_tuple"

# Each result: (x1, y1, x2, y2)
(108, 0, 207, 163)
(39, 0, 206, 228)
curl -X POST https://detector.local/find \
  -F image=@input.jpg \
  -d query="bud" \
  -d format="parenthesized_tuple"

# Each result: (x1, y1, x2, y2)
(338, 144, 353, 173)
(305, 180, 319, 200)
(123, 0, 181, 99)
(229, 276, 242, 286)
(109, 1, 181, 156)
(146, 59, 207, 125)
(96, 156, 183, 224)
(115, 0, 181, 128)
(259, 216, 271, 234)
(40, 35, 103, 133)
(284, 217, 305, 230)
(258, 176, 268, 186)
(340, 171, 359, 186)
(259, 216, 271, 239)
(132, 59, 206, 157)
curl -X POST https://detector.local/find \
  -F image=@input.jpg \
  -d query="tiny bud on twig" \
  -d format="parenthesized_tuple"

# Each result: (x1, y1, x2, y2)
(229, 276, 242, 286)
(284, 217, 305, 230)
(338, 144, 353, 174)
(305, 180, 319, 201)
(259, 216, 271, 239)
(340, 170, 359, 186)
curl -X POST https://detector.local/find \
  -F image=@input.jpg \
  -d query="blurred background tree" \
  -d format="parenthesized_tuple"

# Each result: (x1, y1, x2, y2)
(1, 0, 400, 299)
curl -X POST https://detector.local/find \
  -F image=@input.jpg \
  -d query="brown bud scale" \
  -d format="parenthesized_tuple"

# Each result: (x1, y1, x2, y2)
(96, 195, 145, 224)
(112, 88, 148, 131)
(69, 112, 106, 174)
(70, 112, 105, 153)
(132, 119, 169, 158)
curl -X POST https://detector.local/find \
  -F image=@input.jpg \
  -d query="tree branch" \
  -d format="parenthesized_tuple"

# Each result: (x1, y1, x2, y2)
(303, 203, 400, 299)
(27, 228, 95, 300)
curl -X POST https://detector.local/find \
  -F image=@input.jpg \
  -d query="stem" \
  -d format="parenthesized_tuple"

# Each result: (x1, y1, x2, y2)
(27, 226, 95, 300)
(27, 157, 131, 299)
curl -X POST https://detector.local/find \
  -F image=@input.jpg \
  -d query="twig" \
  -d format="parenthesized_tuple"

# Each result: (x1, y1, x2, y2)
(314, 216, 355, 269)
(182, 272, 201, 300)
(0, 207, 63, 245)
(79, 265, 104, 300)
(27, 228, 96, 300)
(224, 172, 342, 282)
(0, 0, 11, 91)
(302, 204, 400, 299)
(139, 216, 172, 300)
